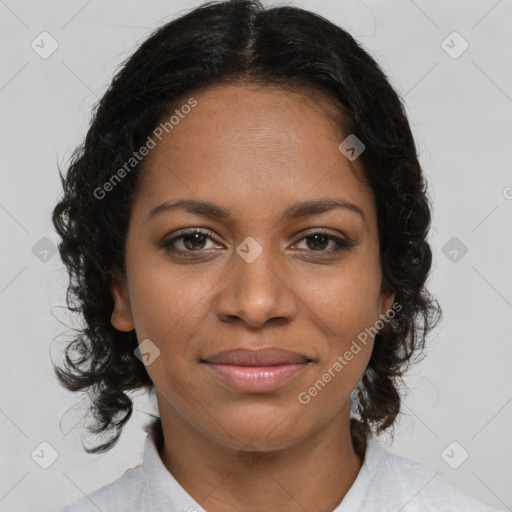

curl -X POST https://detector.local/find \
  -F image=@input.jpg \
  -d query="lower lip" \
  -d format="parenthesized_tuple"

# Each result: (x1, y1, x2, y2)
(204, 363, 309, 392)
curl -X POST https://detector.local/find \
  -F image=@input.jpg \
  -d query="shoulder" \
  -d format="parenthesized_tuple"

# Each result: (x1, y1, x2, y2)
(60, 464, 144, 512)
(365, 438, 504, 512)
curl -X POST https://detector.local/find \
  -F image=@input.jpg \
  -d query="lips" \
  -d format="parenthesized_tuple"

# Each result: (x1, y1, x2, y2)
(201, 348, 312, 392)
(203, 347, 311, 366)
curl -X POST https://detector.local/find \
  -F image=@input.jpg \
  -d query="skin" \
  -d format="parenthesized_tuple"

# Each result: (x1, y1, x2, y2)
(111, 83, 394, 512)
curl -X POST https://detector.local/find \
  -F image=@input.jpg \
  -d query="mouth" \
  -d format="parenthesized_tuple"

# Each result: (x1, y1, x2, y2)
(200, 347, 312, 393)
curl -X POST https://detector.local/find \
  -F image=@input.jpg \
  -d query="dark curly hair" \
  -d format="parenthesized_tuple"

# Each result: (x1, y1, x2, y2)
(52, 0, 441, 454)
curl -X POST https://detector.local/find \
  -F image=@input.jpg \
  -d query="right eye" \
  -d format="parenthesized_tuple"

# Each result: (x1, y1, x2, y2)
(161, 229, 223, 255)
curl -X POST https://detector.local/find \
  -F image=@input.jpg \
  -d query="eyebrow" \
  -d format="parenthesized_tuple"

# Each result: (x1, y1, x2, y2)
(147, 198, 366, 224)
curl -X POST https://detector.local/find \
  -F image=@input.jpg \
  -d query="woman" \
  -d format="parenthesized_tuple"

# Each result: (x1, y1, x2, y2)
(53, 0, 502, 510)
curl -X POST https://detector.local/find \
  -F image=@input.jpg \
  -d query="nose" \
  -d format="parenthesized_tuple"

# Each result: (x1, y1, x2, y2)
(214, 243, 298, 329)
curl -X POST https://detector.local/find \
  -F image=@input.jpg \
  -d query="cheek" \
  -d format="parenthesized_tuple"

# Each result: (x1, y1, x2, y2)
(129, 261, 209, 329)
(126, 267, 212, 405)
(298, 251, 383, 336)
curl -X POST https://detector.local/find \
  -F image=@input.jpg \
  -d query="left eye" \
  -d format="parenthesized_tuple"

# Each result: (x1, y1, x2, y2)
(294, 232, 352, 253)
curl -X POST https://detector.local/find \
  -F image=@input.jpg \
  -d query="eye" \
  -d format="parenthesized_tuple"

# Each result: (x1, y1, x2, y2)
(293, 230, 354, 254)
(161, 229, 221, 256)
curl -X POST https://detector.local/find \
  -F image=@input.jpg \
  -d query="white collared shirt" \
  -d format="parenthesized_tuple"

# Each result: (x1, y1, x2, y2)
(61, 430, 503, 511)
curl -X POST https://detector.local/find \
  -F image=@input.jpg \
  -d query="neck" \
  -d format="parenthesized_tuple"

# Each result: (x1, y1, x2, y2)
(155, 403, 366, 512)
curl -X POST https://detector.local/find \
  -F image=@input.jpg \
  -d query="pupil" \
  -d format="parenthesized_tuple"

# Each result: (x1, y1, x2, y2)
(184, 233, 206, 250)
(307, 234, 328, 251)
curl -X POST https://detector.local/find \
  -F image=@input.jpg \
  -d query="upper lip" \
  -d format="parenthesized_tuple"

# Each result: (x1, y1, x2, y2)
(202, 348, 312, 366)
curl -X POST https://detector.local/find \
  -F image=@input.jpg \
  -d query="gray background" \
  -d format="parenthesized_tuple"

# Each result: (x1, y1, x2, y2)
(0, 0, 511, 510)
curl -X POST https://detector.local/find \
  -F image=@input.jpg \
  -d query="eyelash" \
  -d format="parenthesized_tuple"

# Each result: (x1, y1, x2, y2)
(160, 228, 354, 258)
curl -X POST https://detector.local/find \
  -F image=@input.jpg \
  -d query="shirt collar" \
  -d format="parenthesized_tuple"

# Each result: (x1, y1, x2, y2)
(139, 430, 206, 512)
(333, 436, 382, 511)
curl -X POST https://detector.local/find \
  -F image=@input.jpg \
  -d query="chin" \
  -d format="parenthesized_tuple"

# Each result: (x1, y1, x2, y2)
(212, 405, 314, 451)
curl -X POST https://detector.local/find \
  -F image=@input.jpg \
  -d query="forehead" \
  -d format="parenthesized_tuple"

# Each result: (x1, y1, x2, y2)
(134, 83, 374, 224)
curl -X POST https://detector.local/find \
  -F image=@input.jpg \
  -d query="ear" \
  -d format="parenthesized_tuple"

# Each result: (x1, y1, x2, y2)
(378, 279, 396, 319)
(110, 269, 135, 332)
(380, 291, 395, 317)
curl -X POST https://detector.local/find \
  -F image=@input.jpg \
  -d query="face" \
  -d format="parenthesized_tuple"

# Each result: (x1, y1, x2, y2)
(111, 83, 394, 451)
